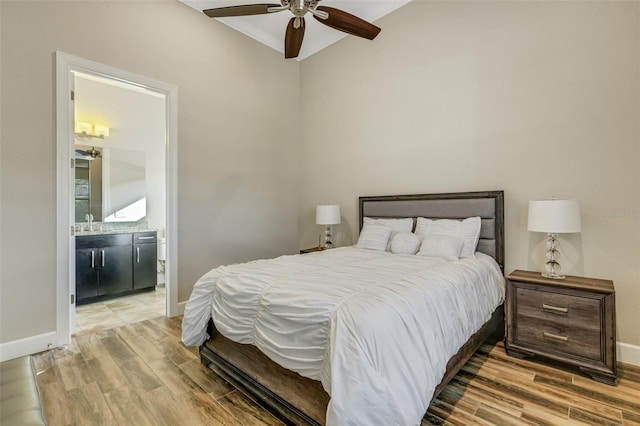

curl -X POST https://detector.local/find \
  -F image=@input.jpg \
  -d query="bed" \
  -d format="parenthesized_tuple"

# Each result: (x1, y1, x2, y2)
(182, 190, 505, 426)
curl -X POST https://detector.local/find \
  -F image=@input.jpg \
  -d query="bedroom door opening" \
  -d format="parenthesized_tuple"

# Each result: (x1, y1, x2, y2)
(55, 52, 178, 345)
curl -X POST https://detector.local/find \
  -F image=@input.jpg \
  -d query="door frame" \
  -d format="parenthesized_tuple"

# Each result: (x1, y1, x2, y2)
(55, 51, 178, 345)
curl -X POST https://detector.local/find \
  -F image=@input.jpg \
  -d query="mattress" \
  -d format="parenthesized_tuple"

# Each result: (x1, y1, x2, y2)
(182, 247, 504, 425)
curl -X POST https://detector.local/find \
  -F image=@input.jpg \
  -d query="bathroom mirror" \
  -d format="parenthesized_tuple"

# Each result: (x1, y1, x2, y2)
(75, 145, 146, 223)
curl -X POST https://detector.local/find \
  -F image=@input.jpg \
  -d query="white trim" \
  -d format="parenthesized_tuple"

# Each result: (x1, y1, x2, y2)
(177, 301, 187, 316)
(165, 76, 179, 318)
(55, 52, 74, 344)
(618, 341, 640, 367)
(0, 332, 57, 362)
(55, 52, 179, 348)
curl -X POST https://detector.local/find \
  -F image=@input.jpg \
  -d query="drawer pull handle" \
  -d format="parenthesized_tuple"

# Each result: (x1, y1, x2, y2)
(543, 332, 569, 342)
(102, 250, 105, 267)
(138, 236, 155, 240)
(542, 304, 568, 314)
(137, 247, 140, 263)
(91, 251, 95, 269)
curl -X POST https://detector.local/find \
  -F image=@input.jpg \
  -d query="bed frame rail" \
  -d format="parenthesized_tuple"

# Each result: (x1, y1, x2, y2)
(200, 305, 505, 426)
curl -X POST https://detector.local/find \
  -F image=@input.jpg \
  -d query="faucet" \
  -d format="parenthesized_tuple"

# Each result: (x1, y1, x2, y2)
(85, 214, 93, 231)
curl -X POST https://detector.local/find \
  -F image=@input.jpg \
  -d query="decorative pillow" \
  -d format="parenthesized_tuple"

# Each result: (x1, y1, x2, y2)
(363, 217, 414, 250)
(414, 216, 481, 258)
(356, 223, 392, 251)
(417, 237, 464, 261)
(390, 232, 421, 255)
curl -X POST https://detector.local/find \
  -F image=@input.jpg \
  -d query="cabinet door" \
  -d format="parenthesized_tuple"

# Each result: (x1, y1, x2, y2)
(134, 243, 157, 290)
(76, 248, 98, 301)
(98, 245, 133, 296)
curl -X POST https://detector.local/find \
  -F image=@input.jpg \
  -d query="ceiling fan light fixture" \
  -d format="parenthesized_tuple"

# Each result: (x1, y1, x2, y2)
(290, 0, 307, 16)
(202, 0, 381, 59)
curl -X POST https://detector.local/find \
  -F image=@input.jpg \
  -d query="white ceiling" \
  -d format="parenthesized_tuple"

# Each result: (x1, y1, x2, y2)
(180, 0, 411, 60)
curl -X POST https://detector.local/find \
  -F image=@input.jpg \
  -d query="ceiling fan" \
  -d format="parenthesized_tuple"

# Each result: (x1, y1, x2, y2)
(203, 0, 381, 59)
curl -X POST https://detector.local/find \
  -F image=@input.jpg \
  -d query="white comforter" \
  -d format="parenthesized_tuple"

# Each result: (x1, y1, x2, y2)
(182, 247, 504, 426)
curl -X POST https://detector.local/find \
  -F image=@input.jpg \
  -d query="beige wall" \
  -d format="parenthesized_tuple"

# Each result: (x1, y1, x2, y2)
(300, 1, 640, 345)
(0, 1, 300, 343)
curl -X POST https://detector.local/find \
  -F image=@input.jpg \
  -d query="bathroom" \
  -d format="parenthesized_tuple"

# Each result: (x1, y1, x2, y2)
(72, 71, 167, 334)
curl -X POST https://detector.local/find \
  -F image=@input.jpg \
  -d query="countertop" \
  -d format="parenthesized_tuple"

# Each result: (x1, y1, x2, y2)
(76, 228, 158, 236)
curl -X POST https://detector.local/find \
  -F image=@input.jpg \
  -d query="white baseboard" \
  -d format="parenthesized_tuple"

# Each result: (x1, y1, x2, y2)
(0, 331, 57, 362)
(177, 301, 186, 316)
(618, 341, 640, 366)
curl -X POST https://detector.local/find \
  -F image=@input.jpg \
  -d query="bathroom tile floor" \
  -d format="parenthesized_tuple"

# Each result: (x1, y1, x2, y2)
(74, 287, 166, 337)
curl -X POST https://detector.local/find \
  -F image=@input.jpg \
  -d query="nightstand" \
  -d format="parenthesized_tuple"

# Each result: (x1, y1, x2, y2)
(505, 270, 617, 385)
(299, 247, 325, 254)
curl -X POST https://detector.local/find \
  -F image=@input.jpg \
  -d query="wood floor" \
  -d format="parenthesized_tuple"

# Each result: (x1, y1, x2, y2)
(74, 287, 165, 336)
(32, 316, 640, 426)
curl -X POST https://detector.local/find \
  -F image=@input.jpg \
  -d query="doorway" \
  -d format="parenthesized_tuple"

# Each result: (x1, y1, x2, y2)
(55, 52, 178, 346)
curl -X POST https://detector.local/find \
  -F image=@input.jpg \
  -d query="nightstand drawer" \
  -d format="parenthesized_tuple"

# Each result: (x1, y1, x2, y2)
(514, 287, 602, 360)
(514, 315, 601, 360)
(515, 287, 601, 326)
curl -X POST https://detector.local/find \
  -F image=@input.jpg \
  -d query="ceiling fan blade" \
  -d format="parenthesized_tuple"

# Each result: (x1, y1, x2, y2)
(285, 17, 305, 59)
(314, 6, 381, 40)
(203, 4, 281, 18)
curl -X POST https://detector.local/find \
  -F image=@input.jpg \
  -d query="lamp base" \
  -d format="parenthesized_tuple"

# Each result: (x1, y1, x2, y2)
(541, 234, 565, 279)
(542, 272, 566, 280)
(323, 225, 333, 249)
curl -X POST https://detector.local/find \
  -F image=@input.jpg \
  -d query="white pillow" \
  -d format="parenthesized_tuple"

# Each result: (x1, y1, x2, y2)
(417, 237, 464, 261)
(414, 216, 481, 258)
(356, 223, 392, 251)
(363, 217, 414, 250)
(390, 232, 421, 255)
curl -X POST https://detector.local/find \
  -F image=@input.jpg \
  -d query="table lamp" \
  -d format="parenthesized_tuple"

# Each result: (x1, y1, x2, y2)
(316, 205, 341, 249)
(528, 199, 582, 279)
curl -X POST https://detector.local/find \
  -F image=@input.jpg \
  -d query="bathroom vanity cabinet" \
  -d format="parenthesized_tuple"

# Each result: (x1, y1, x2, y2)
(133, 232, 158, 290)
(76, 231, 157, 305)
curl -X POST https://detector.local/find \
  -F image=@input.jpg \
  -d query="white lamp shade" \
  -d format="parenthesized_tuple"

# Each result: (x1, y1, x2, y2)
(528, 199, 582, 233)
(316, 205, 341, 225)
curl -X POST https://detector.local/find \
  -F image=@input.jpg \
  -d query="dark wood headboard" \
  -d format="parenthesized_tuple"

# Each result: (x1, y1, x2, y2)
(359, 191, 504, 271)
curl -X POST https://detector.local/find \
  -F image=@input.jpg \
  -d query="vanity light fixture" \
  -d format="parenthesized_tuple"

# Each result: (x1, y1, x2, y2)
(528, 198, 582, 279)
(75, 121, 110, 139)
(93, 124, 110, 138)
(316, 204, 341, 249)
